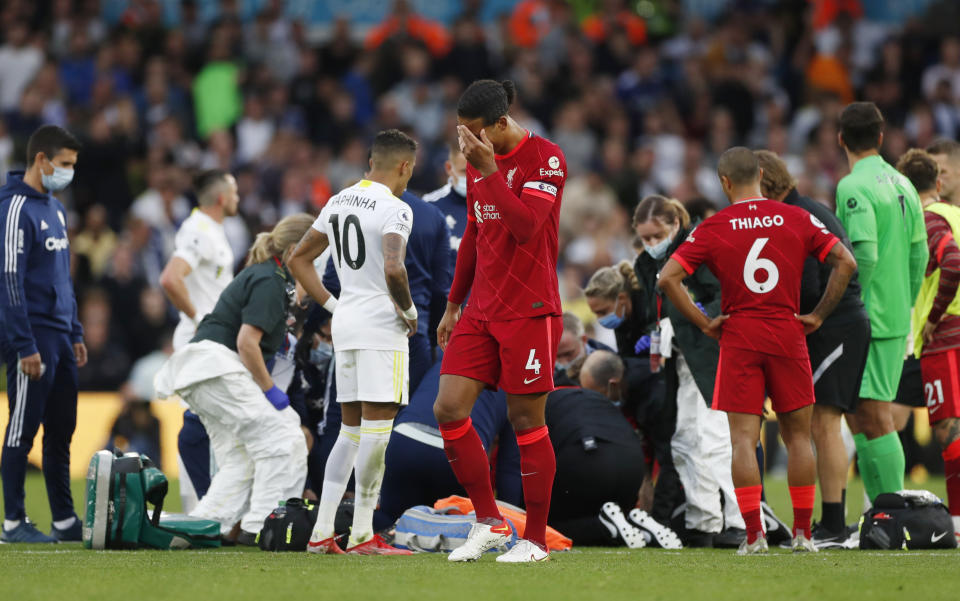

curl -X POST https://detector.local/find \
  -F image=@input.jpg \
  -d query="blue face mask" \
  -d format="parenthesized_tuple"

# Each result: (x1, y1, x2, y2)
(644, 235, 672, 260)
(310, 341, 333, 367)
(597, 299, 624, 329)
(451, 174, 467, 197)
(41, 161, 74, 192)
(643, 225, 678, 260)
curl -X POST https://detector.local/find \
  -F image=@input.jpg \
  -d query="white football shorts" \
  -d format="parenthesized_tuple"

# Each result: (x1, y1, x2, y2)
(335, 349, 409, 405)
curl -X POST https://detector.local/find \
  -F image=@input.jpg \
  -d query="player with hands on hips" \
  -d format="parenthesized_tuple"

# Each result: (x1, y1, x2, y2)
(658, 148, 857, 555)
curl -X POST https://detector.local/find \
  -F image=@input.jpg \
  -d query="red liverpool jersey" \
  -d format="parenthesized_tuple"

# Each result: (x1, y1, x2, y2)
(449, 131, 565, 321)
(671, 198, 840, 358)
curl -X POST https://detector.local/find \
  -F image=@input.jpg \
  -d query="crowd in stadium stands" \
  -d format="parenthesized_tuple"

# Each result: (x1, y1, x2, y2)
(2, 1, 960, 471)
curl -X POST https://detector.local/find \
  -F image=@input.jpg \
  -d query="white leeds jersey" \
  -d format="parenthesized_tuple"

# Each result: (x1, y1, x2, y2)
(171, 209, 234, 349)
(316, 179, 413, 352)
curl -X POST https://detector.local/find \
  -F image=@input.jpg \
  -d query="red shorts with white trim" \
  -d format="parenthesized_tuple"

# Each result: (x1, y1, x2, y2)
(713, 345, 815, 415)
(920, 349, 960, 424)
(441, 313, 562, 395)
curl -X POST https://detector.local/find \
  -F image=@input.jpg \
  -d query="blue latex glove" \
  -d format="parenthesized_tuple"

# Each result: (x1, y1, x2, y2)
(695, 301, 707, 315)
(264, 385, 290, 411)
(634, 335, 651, 354)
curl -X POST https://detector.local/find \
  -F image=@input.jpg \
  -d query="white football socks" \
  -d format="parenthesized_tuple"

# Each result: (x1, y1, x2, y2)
(4, 520, 21, 531)
(53, 516, 76, 530)
(348, 419, 393, 547)
(311, 424, 360, 541)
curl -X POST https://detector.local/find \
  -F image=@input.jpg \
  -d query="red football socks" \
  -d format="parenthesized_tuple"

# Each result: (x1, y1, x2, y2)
(516, 425, 556, 549)
(790, 485, 816, 539)
(734, 485, 764, 544)
(942, 438, 960, 516)
(439, 417, 503, 522)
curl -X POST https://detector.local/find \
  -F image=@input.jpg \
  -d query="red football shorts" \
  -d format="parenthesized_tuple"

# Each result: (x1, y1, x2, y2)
(441, 313, 562, 394)
(712, 345, 815, 415)
(920, 349, 960, 424)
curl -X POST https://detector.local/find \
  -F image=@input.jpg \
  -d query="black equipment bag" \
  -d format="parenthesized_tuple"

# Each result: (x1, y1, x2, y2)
(258, 498, 319, 551)
(860, 491, 957, 550)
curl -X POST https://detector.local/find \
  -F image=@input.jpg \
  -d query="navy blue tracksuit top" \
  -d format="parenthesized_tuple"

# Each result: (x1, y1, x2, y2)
(0, 172, 83, 356)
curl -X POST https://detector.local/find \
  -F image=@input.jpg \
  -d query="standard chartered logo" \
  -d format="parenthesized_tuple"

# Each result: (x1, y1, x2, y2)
(474, 201, 500, 223)
(45, 236, 69, 251)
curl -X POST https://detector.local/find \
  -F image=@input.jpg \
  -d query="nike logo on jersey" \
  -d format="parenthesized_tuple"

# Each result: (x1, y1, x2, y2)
(931, 531, 948, 543)
(40, 220, 49, 231)
(474, 177, 483, 183)
(523, 376, 542, 385)
(520, 471, 538, 477)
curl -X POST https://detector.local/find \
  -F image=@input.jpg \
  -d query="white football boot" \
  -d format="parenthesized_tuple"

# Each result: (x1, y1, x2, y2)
(447, 521, 511, 562)
(496, 539, 550, 563)
(737, 535, 769, 555)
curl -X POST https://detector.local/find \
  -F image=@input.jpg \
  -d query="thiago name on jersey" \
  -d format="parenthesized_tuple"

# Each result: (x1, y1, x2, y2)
(728, 214, 785, 231)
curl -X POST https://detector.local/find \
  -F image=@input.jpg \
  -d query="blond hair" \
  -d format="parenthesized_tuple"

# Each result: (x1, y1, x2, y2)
(633, 195, 690, 229)
(754, 150, 797, 200)
(584, 261, 639, 301)
(246, 213, 315, 266)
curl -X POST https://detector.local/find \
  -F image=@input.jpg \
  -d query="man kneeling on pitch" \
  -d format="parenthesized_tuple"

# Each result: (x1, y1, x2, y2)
(155, 214, 314, 544)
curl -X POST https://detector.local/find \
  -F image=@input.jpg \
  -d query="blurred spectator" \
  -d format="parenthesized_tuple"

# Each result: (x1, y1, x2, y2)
(72, 204, 118, 280)
(192, 25, 242, 138)
(130, 168, 190, 255)
(59, 28, 97, 107)
(77, 289, 131, 391)
(581, 0, 647, 47)
(236, 94, 275, 163)
(320, 17, 360, 79)
(922, 36, 960, 102)
(366, 0, 451, 58)
(442, 17, 492, 85)
(0, 21, 43, 112)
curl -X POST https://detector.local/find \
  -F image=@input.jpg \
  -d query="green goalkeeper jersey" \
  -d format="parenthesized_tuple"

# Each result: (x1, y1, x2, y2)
(836, 155, 927, 338)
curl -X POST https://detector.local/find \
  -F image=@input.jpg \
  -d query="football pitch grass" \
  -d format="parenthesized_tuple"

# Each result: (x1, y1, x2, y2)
(0, 474, 956, 601)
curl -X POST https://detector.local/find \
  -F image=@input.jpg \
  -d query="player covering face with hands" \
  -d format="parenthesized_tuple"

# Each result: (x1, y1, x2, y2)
(289, 130, 418, 556)
(433, 80, 567, 563)
(657, 148, 858, 554)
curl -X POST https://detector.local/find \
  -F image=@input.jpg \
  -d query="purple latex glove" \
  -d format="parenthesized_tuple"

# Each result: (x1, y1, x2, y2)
(264, 385, 290, 411)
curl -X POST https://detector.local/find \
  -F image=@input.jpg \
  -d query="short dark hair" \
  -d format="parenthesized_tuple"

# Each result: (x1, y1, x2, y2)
(370, 129, 417, 169)
(26, 125, 81, 166)
(457, 79, 516, 125)
(926, 138, 960, 160)
(896, 149, 939, 193)
(717, 146, 760, 185)
(194, 169, 231, 207)
(839, 102, 884, 153)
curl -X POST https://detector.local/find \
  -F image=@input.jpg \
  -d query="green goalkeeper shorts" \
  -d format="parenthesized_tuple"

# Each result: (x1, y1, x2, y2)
(858, 336, 908, 402)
